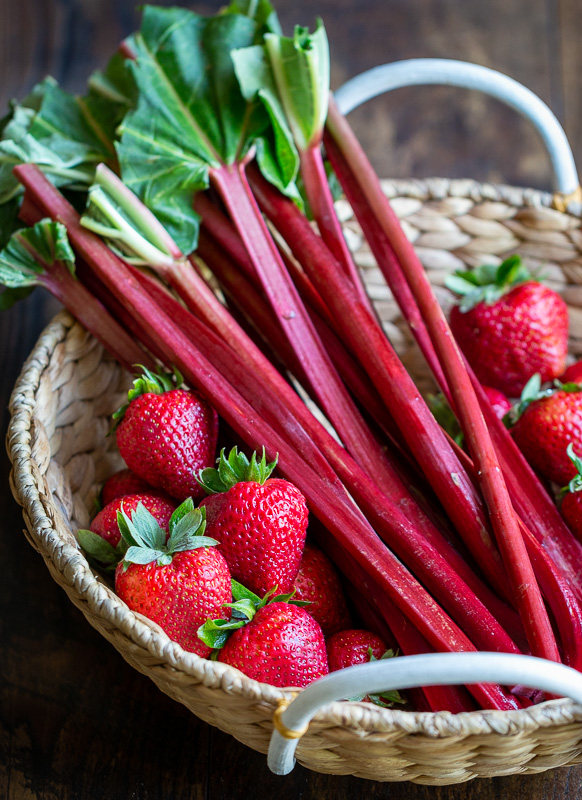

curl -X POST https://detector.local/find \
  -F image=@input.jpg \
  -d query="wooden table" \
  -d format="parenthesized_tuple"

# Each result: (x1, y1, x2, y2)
(1, 1, 582, 797)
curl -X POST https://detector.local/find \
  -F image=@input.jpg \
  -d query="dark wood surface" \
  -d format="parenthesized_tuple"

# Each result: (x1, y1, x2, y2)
(2, 1, 582, 797)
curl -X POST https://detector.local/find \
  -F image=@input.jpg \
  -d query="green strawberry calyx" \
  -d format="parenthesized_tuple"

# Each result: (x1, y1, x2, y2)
(111, 365, 184, 430)
(197, 579, 310, 654)
(562, 443, 582, 496)
(445, 254, 534, 313)
(198, 446, 278, 494)
(346, 648, 406, 708)
(503, 373, 582, 427)
(77, 528, 128, 572)
(118, 498, 217, 570)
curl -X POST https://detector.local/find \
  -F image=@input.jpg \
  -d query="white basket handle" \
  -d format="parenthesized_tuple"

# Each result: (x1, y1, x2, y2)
(267, 652, 582, 775)
(333, 58, 581, 208)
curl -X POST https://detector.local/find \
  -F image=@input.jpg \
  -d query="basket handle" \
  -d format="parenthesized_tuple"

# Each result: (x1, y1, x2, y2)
(333, 58, 581, 207)
(267, 651, 582, 775)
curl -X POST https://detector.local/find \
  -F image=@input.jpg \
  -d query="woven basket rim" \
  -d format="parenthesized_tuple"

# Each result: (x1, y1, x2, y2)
(7, 177, 582, 742)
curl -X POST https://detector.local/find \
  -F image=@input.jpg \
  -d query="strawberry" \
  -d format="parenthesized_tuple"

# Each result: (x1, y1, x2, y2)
(92, 493, 176, 546)
(78, 492, 177, 569)
(114, 367, 218, 502)
(101, 468, 155, 506)
(114, 499, 232, 657)
(326, 629, 404, 706)
(481, 385, 512, 420)
(561, 361, 582, 384)
(198, 447, 308, 596)
(446, 255, 568, 397)
(326, 629, 387, 670)
(213, 597, 328, 688)
(559, 444, 582, 541)
(292, 544, 352, 636)
(507, 374, 582, 486)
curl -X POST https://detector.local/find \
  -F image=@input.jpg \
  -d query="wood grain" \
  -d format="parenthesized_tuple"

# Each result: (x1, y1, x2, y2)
(1, 1, 582, 797)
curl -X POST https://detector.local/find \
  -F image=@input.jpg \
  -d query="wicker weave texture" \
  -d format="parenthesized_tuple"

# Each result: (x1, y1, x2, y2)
(7, 179, 582, 785)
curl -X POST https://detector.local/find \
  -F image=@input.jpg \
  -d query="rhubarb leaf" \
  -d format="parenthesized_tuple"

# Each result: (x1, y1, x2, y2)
(235, 20, 330, 152)
(116, 4, 299, 255)
(224, 0, 282, 34)
(0, 72, 124, 204)
(0, 219, 75, 289)
(232, 44, 299, 186)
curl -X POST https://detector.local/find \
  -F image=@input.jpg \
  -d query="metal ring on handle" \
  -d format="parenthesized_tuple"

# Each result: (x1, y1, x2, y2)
(267, 652, 582, 775)
(333, 58, 581, 204)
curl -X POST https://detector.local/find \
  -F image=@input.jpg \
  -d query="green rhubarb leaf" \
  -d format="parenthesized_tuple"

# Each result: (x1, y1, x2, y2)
(232, 43, 299, 191)
(116, 3, 299, 255)
(198, 446, 278, 493)
(0, 286, 35, 310)
(265, 21, 329, 151)
(0, 197, 21, 249)
(224, 0, 282, 33)
(86, 50, 136, 121)
(232, 20, 331, 199)
(0, 77, 120, 204)
(0, 219, 75, 290)
(30, 79, 117, 164)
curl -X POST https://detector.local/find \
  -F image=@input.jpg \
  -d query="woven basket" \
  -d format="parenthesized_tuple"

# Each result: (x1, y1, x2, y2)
(8, 175, 582, 786)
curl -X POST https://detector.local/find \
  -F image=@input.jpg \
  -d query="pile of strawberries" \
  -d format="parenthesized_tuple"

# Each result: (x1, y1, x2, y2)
(78, 367, 399, 694)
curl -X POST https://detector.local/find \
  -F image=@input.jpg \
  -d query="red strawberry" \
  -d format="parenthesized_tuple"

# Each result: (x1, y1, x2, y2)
(326, 629, 387, 671)
(101, 468, 155, 506)
(447, 256, 568, 397)
(78, 492, 177, 569)
(481, 385, 512, 420)
(508, 375, 582, 486)
(216, 601, 328, 687)
(114, 499, 232, 657)
(326, 629, 404, 706)
(561, 361, 582, 384)
(559, 444, 582, 541)
(91, 493, 176, 547)
(292, 544, 352, 636)
(114, 367, 218, 502)
(199, 448, 308, 596)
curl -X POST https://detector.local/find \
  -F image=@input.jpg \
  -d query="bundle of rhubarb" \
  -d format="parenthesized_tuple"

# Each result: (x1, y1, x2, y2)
(3, 0, 582, 714)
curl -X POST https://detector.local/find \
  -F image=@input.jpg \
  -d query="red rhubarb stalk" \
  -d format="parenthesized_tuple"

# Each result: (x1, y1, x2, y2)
(323, 117, 582, 608)
(299, 143, 373, 312)
(209, 161, 452, 528)
(324, 98, 559, 663)
(247, 163, 512, 603)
